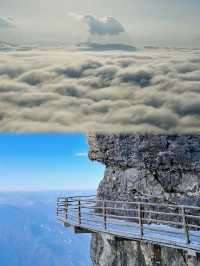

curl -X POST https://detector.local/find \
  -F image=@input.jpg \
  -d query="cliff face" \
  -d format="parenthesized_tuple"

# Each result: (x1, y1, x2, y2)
(88, 134, 200, 266)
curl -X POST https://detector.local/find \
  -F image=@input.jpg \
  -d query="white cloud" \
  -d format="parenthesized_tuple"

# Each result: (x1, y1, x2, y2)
(69, 13, 125, 36)
(75, 152, 88, 157)
(0, 17, 16, 29)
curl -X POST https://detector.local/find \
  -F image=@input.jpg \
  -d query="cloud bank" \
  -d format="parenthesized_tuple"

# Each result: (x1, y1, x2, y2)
(69, 13, 125, 36)
(0, 17, 16, 29)
(0, 47, 200, 133)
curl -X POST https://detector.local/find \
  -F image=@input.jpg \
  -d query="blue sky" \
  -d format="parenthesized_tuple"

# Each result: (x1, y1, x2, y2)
(0, 134, 104, 191)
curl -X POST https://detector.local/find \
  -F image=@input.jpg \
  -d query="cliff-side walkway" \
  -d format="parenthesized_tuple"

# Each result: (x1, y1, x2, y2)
(57, 195, 200, 254)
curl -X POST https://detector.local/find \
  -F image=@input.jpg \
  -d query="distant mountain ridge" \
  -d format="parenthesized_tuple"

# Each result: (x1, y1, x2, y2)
(0, 40, 36, 51)
(0, 40, 16, 51)
(78, 42, 137, 52)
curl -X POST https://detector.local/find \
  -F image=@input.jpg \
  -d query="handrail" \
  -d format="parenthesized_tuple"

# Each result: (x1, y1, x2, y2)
(66, 197, 200, 211)
(57, 195, 96, 201)
(57, 195, 200, 251)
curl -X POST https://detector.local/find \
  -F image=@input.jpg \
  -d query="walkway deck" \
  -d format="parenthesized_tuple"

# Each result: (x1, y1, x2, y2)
(57, 195, 200, 254)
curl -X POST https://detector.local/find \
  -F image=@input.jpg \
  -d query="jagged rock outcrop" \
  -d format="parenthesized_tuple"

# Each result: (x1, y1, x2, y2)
(88, 134, 200, 266)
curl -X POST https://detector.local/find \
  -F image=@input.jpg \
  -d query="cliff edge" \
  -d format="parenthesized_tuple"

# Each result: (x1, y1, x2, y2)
(88, 134, 200, 266)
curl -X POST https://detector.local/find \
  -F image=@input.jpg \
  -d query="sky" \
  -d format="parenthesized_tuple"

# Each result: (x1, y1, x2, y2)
(0, 0, 200, 47)
(0, 134, 104, 191)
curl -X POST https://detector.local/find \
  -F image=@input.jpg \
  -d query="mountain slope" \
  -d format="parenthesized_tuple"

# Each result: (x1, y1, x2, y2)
(0, 194, 91, 266)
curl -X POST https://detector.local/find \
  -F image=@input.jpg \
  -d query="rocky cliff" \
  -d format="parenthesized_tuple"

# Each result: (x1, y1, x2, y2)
(88, 134, 200, 266)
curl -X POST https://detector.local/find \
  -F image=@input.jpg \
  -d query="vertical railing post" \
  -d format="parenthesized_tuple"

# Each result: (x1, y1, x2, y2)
(65, 198, 68, 220)
(138, 202, 144, 237)
(56, 199, 59, 216)
(78, 198, 81, 225)
(103, 201, 107, 229)
(181, 206, 190, 244)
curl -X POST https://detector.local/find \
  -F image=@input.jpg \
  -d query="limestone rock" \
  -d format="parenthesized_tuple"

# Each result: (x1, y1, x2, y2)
(88, 134, 200, 266)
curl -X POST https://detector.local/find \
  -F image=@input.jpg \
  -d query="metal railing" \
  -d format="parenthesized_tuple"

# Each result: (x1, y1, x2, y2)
(57, 195, 200, 250)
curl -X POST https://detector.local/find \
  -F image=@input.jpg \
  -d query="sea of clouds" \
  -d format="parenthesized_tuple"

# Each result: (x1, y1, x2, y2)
(0, 46, 200, 132)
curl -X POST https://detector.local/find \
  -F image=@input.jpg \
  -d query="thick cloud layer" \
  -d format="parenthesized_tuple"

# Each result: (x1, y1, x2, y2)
(0, 17, 16, 29)
(0, 47, 200, 133)
(70, 13, 125, 36)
